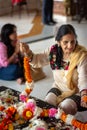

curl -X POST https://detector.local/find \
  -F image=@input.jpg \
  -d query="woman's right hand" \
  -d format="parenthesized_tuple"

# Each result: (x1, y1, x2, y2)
(14, 42, 20, 54)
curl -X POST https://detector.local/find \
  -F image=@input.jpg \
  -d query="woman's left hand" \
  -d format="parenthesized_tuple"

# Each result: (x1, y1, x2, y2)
(81, 101, 87, 108)
(81, 90, 87, 108)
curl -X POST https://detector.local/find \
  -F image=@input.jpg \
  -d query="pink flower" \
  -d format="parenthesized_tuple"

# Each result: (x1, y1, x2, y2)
(26, 102, 36, 112)
(36, 127, 46, 130)
(49, 108, 57, 117)
(19, 94, 27, 102)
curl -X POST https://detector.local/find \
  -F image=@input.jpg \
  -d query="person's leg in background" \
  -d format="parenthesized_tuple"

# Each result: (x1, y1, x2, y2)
(42, 0, 49, 24)
(42, 0, 57, 25)
(48, 0, 56, 24)
(0, 64, 24, 84)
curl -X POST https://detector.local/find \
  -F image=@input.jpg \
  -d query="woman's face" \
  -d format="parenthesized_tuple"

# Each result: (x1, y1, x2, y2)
(58, 34, 76, 55)
(9, 27, 17, 46)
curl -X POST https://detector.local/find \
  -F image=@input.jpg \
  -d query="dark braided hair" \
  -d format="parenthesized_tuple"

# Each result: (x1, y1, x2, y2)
(1, 23, 16, 58)
(55, 24, 77, 68)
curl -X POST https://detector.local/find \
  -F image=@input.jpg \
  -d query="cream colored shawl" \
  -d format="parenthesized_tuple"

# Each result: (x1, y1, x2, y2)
(57, 44, 87, 104)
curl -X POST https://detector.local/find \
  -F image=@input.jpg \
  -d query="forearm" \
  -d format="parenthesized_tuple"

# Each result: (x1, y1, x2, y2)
(80, 89, 87, 108)
(22, 44, 50, 67)
(30, 53, 49, 68)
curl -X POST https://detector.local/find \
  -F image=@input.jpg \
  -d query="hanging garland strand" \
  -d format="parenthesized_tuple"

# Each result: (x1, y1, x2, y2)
(24, 57, 32, 83)
(19, 57, 34, 102)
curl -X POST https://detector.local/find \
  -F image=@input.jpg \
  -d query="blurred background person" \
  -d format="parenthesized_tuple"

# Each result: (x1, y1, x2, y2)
(42, 0, 57, 25)
(0, 23, 25, 84)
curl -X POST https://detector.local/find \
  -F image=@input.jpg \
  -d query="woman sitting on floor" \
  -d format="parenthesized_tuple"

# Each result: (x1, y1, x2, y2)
(21, 24, 87, 115)
(0, 23, 45, 84)
(0, 23, 26, 84)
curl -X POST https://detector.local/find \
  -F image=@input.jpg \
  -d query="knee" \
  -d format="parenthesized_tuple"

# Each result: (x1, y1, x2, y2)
(45, 93, 57, 106)
(59, 98, 77, 115)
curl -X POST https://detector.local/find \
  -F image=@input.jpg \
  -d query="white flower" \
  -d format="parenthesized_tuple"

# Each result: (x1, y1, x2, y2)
(29, 119, 48, 130)
(26, 81, 34, 90)
(65, 114, 75, 125)
(55, 108, 63, 119)
(17, 102, 26, 115)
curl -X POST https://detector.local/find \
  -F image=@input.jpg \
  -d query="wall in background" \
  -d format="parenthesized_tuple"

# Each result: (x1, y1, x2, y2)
(53, 1, 66, 16)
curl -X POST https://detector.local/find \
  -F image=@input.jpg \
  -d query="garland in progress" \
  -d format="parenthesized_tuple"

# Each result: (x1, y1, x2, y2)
(0, 57, 87, 129)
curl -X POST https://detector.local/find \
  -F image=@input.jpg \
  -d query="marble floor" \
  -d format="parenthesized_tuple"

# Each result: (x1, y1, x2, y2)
(0, 11, 54, 43)
(0, 13, 87, 122)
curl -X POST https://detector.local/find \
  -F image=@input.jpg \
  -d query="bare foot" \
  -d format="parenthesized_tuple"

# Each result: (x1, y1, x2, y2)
(16, 78, 25, 85)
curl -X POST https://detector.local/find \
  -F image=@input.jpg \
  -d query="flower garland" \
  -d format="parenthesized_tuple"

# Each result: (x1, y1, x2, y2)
(20, 57, 34, 102)
(0, 56, 87, 130)
(24, 57, 32, 83)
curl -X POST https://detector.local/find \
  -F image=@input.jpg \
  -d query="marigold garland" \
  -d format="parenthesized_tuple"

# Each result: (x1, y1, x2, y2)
(19, 57, 34, 102)
(60, 112, 87, 130)
(24, 57, 32, 83)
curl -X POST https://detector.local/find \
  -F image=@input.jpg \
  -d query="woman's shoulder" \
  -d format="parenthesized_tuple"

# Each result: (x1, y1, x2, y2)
(50, 44, 58, 51)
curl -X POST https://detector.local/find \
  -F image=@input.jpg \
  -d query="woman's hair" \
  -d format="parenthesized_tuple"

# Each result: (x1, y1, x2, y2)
(55, 24, 77, 41)
(1, 23, 16, 57)
(55, 24, 77, 68)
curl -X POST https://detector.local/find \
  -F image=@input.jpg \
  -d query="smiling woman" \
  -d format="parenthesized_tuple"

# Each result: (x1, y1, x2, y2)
(21, 24, 87, 115)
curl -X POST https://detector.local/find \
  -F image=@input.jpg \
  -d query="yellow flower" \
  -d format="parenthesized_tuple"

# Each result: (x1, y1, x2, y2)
(23, 108, 33, 120)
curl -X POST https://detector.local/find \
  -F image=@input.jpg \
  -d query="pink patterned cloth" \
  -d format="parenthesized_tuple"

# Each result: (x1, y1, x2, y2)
(0, 42, 20, 68)
(0, 42, 9, 68)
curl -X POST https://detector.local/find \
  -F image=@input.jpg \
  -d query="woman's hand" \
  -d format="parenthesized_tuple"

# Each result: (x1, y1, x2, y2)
(20, 43, 29, 55)
(80, 90, 87, 108)
(20, 43, 33, 60)
(81, 101, 87, 108)
(15, 42, 20, 54)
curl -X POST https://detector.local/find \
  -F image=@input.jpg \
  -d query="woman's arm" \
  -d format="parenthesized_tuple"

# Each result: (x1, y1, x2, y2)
(0, 43, 9, 67)
(30, 48, 50, 68)
(20, 43, 50, 68)
(0, 42, 20, 67)
(77, 57, 87, 108)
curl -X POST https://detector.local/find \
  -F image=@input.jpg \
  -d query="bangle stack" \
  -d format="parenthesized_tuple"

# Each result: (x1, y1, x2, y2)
(81, 89, 87, 103)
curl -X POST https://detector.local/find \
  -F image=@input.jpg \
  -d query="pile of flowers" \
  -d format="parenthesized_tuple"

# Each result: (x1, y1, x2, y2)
(0, 57, 87, 130)
(0, 97, 87, 130)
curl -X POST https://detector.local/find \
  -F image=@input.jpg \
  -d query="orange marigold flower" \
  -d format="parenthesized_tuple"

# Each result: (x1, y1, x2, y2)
(6, 106, 16, 115)
(25, 88, 32, 95)
(40, 109, 49, 117)
(0, 106, 5, 111)
(61, 112, 67, 122)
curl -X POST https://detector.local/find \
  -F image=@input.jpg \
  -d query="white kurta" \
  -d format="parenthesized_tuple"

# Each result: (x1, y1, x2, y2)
(30, 46, 87, 93)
